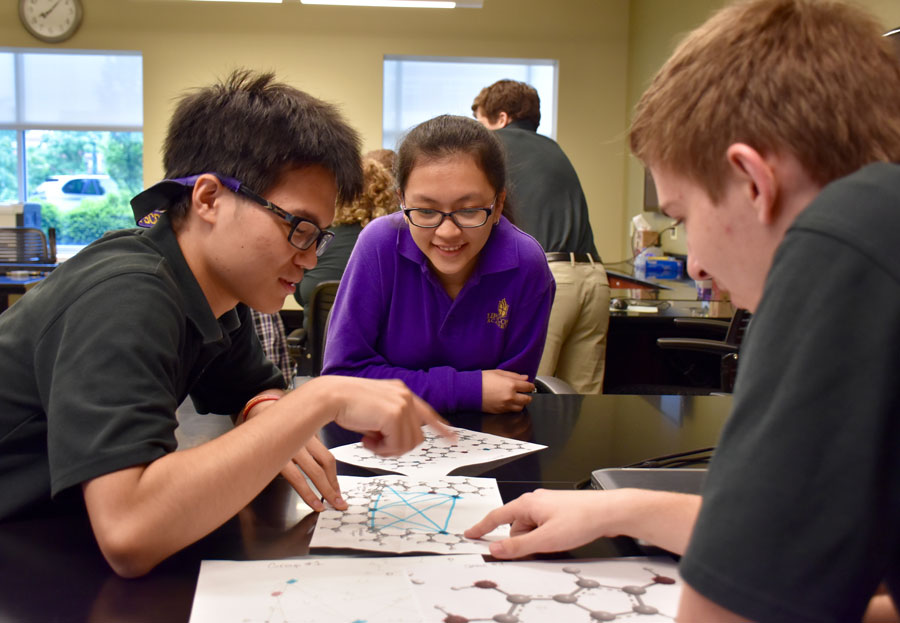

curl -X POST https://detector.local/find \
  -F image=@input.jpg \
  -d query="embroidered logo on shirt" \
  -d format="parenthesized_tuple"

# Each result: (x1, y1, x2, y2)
(487, 298, 509, 329)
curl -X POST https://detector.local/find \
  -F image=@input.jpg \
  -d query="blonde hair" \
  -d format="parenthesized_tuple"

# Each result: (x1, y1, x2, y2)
(364, 148, 396, 174)
(630, 0, 900, 201)
(332, 158, 398, 227)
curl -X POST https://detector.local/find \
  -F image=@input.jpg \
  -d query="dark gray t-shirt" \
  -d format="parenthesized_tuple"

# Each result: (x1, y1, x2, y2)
(496, 121, 599, 257)
(681, 162, 900, 622)
(0, 214, 284, 520)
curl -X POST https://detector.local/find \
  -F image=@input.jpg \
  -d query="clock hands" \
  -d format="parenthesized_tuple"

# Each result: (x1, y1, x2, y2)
(40, 0, 61, 19)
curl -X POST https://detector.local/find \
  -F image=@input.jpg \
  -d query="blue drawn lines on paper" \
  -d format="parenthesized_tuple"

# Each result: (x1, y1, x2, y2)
(314, 477, 500, 552)
(371, 486, 460, 534)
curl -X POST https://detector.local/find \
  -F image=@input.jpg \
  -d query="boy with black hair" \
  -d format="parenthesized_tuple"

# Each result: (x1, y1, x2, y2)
(0, 69, 448, 578)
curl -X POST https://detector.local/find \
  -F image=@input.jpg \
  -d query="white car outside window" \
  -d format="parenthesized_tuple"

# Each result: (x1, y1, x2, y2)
(31, 174, 120, 211)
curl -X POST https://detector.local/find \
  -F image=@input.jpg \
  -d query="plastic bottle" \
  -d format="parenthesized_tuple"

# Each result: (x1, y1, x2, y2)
(633, 246, 661, 280)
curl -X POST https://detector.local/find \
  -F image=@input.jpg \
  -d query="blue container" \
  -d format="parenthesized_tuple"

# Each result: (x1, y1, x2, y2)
(645, 257, 683, 280)
(22, 203, 42, 228)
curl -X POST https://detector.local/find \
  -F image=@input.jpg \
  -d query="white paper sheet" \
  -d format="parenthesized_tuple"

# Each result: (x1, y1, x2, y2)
(310, 475, 508, 554)
(329, 425, 546, 477)
(190, 557, 425, 623)
(410, 556, 683, 622)
(190, 556, 682, 623)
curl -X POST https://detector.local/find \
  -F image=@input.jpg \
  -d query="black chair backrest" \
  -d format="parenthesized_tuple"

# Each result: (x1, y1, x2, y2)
(0, 227, 57, 270)
(719, 308, 751, 392)
(654, 308, 752, 394)
(723, 308, 751, 347)
(0, 227, 51, 262)
(534, 375, 578, 394)
(307, 280, 340, 376)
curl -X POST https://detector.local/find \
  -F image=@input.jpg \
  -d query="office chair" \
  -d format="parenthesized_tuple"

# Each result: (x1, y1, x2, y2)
(656, 308, 752, 393)
(534, 375, 579, 394)
(286, 280, 340, 377)
(0, 227, 57, 271)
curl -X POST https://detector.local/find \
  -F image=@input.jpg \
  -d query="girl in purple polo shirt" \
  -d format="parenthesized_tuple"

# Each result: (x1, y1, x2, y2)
(322, 115, 555, 414)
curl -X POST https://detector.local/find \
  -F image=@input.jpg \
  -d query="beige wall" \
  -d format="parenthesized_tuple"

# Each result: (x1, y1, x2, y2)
(4, 0, 899, 264)
(0, 0, 631, 261)
(623, 0, 900, 249)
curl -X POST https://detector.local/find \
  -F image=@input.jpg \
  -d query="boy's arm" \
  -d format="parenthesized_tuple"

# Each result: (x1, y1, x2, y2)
(465, 488, 757, 621)
(465, 488, 701, 559)
(235, 389, 344, 512)
(82, 375, 449, 578)
(863, 593, 900, 623)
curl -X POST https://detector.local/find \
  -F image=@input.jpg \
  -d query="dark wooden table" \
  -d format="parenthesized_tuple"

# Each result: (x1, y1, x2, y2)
(0, 393, 732, 622)
(0, 274, 45, 313)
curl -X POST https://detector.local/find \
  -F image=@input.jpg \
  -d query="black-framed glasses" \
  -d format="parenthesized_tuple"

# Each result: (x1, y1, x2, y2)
(233, 183, 334, 256)
(134, 173, 334, 256)
(401, 196, 496, 229)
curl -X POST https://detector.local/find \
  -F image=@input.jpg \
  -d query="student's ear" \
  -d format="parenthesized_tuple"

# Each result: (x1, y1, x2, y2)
(497, 112, 511, 128)
(493, 189, 507, 223)
(725, 143, 777, 225)
(397, 191, 409, 221)
(190, 174, 225, 225)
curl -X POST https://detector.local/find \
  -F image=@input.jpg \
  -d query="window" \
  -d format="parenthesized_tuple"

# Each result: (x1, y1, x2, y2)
(0, 130, 15, 205)
(382, 56, 557, 150)
(0, 49, 142, 256)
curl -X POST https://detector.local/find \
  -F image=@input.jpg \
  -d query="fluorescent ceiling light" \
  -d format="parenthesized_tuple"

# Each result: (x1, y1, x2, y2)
(191, 0, 283, 3)
(301, 0, 456, 7)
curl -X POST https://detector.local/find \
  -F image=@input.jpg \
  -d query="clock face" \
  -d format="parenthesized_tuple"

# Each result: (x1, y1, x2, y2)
(19, 0, 83, 43)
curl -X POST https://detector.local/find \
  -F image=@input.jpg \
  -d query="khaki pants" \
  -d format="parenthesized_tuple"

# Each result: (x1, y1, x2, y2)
(538, 259, 610, 393)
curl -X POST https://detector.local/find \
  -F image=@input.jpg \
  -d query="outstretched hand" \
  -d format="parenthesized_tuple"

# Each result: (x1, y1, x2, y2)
(281, 436, 346, 512)
(465, 489, 616, 559)
(325, 376, 455, 456)
(466, 488, 701, 559)
(242, 398, 347, 512)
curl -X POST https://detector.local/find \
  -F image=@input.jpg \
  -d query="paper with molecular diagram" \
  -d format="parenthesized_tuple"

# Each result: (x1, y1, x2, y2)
(189, 555, 481, 623)
(189, 555, 682, 623)
(329, 425, 546, 478)
(410, 556, 683, 622)
(310, 475, 508, 555)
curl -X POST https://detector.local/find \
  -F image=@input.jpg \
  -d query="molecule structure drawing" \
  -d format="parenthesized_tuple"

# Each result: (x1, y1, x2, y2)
(433, 565, 678, 623)
(190, 556, 679, 623)
(329, 426, 546, 478)
(310, 475, 506, 554)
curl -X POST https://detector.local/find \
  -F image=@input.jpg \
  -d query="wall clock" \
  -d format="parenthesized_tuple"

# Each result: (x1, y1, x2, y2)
(19, 0, 84, 44)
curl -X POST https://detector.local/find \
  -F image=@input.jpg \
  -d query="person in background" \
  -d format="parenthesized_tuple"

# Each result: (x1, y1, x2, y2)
(473, 80, 609, 393)
(0, 69, 449, 578)
(322, 115, 555, 415)
(364, 148, 397, 174)
(293, 156, 398, 313)
(467, 1, 900, 621)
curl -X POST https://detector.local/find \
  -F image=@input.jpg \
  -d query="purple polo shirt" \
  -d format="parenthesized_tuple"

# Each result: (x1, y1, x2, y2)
(321, 211, 555, 413)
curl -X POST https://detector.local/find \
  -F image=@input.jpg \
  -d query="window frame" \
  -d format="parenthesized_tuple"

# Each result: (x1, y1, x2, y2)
(382, 54, 559, 149)
(0, 47, 143, 205)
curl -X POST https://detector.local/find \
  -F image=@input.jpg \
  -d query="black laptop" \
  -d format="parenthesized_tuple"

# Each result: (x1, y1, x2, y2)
(590, 467, 707, 494)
